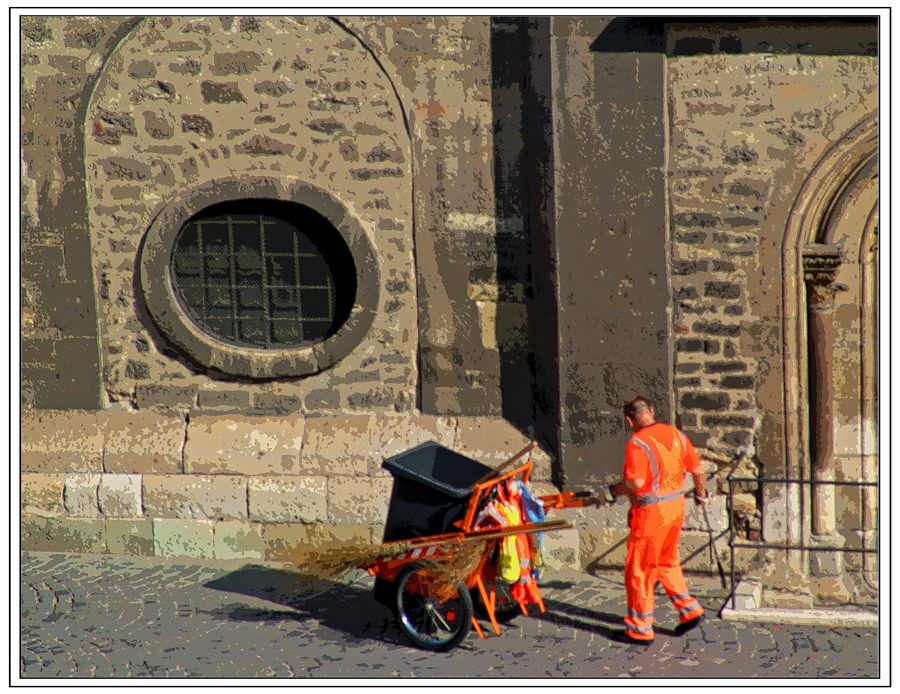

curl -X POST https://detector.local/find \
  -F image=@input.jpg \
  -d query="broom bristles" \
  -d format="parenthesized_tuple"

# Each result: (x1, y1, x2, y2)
(282, 538, 489, 586)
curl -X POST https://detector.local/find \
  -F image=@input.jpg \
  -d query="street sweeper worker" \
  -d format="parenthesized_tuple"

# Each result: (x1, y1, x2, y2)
(606, 396, 707, 645)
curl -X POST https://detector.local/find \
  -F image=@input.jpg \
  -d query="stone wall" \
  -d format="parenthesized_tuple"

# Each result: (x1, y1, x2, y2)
(666, 22, 878, 469)
(342, 17, 520, 418)
(83, 16, 416, 413)
(21, 409, 553, 560)
(21, 16, 140, 409)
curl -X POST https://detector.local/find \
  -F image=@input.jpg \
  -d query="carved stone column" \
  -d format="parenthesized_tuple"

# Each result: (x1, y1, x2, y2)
(802, 245, 847, 541)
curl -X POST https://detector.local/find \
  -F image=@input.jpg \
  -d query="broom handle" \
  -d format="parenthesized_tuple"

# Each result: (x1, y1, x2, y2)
(380, 518, 571, 553)
(471, 441, 539, 487)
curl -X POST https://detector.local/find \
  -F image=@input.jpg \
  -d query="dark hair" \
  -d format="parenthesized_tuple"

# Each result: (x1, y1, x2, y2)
(623, 396, 652, 420)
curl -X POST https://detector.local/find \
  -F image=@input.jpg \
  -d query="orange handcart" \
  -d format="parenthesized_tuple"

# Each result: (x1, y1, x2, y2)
(360, 441, 604, 651)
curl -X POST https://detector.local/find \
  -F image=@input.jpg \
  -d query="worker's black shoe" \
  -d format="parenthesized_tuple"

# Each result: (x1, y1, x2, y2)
(610, 630, 654, 648)
(674, 614, 704, 636)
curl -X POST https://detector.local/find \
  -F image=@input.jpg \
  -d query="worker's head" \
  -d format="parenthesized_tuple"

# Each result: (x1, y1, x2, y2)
(623, 396, 656, 432)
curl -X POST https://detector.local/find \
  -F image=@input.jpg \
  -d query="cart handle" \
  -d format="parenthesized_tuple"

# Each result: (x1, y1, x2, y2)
(470, 441, 539, 487)
(540, 490, 605, 509)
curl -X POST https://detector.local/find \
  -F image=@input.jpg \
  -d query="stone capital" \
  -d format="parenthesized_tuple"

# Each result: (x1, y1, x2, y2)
(803, 244, 848, 309)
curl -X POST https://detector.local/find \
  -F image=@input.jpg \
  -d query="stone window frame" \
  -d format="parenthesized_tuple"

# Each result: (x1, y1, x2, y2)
(139, 175, 380, 379)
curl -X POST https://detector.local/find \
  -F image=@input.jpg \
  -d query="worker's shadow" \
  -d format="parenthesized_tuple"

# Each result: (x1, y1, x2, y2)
(201, 564, 410, 648)
(536, 600, 679, 640)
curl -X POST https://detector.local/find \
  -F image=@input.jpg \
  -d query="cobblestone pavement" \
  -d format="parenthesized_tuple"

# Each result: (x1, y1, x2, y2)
(20, 552, 880, 679)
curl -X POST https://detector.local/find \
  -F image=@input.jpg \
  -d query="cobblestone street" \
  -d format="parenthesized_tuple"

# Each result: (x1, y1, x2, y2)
(19, 552, 880, 680)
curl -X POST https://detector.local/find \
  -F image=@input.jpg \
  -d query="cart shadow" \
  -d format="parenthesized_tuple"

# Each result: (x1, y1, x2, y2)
(201, 565, 410, 648)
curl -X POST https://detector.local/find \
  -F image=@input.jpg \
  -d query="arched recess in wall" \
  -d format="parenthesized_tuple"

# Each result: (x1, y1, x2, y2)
(780, 113, 878, 549)
(83, 16, 415, 400)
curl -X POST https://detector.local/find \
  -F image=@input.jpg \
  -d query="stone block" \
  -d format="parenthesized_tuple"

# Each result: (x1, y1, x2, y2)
(143, 474, 247, 519)
(153, 518, 214, 558)
(763, 586, 814, 609)
(104, 411, 185, 474)
(731, 579, 762, 610)
(22, 516, 106, 553)
(134, 384, 198, 410)
(262, 523, 371, 563)
(454, 416, 552, 480)
(214, 520, 264, 560)
(249, 476, 327, 523)
(21, 473, 65, 516)
(300, 414, 374, 476)
(730, 492, 757, 515)
(98, 474, 142, 518)
(327, 477, 392, 526)
(814, 576, 852, 605)
(106, 519, 154, 555)
(21, 410, 108, 473)
(197, 388, 253, 409)
(184, 414, 304, 475)
(64, 474, 101, 517)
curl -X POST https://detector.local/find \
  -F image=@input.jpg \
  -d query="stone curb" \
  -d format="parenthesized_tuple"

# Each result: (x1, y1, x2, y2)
(720, 606, 878, 628)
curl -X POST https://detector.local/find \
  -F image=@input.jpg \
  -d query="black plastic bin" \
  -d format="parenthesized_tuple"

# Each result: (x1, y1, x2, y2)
(373, 441, 493, 606)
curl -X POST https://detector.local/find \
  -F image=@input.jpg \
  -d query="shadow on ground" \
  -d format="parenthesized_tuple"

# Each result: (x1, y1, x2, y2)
(201, 565, 408, 647)
(535, 598, 679, 639)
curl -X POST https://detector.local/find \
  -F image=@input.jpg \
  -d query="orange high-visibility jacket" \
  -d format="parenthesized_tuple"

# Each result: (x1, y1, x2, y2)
(624, 422, 702, 509)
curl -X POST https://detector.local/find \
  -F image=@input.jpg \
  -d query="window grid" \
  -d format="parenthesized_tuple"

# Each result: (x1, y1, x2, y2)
(172, 213, 339, 349)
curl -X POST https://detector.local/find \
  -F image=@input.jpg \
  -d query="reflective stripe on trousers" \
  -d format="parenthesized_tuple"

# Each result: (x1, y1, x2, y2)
(624, 498, 704, 641)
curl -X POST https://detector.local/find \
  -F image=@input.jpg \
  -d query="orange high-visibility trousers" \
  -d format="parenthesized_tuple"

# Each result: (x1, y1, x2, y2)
(623, 498, 705, 641)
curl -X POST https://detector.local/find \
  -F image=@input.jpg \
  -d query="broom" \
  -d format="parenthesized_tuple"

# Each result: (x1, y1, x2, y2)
(277, 538, 487, 604)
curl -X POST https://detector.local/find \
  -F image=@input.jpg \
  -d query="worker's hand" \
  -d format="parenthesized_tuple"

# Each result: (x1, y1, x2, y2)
(600, 487, 615, 506)
(693, 492, 708, 507)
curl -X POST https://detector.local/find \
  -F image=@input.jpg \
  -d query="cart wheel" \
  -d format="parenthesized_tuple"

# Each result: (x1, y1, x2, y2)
(475, 579, 521, 624)
(394, 561, 473, 651)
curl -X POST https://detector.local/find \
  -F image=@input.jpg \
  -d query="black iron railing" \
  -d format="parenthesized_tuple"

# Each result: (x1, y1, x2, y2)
(726, 474, 878, 610)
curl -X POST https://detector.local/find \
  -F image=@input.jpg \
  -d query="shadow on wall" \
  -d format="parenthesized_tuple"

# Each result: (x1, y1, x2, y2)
(490, 17, 562, 475)
(591, 16, 877, 56)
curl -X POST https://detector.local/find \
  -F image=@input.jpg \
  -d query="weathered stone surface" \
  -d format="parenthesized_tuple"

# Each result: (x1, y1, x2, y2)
(134, 384, 197, 409)
(104, 411, 185, 474)
(106, 519, 154, 555)
(814, 576, 853, 605)
(541, 527, 580, 571)
(579, 528, 629, 569)
(21, 410, 108, 473)
(22, 516, 106, 553)
(248, 476, 327, 523)
(153, 518, 215, 558)
(731, 580, 762, 610)
(730, 492, 758, 515)
(143, 475, 247, 520)
(764, 586, 815, 609)
(455, 416, 553, 481)
(82, 16, 415, 412)
(64, 474, 101, 518)
(196, 388, 253, 410)
(21, 473, 65, 516)
(214, 520, 264, 560)
(98, 474, 142, 518)
(184, 415, 303, 475)
(684, 494, 727, 531)
(300, 414, 455, 477)
(326, 477, 392, 526)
